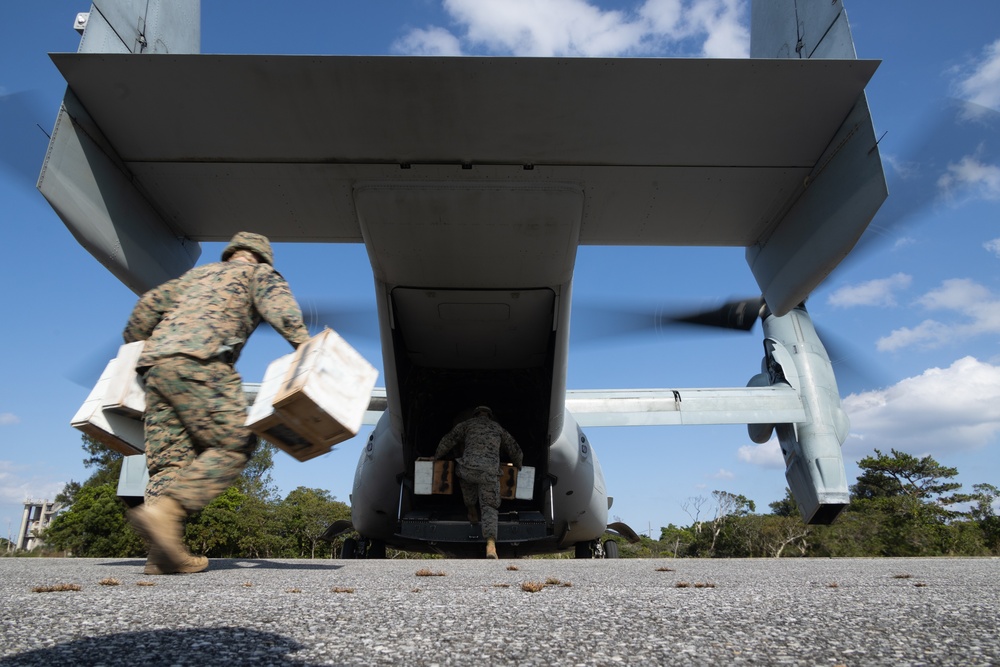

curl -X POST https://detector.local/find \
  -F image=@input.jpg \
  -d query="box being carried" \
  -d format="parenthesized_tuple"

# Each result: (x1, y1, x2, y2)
(71, 342, 146, 455)
(101, 341, 146, 417)
(246, 328, 378, 462)
(414, 459, 535, 500)
(414, 458, 456, 495)
(500, 463, 535, 500)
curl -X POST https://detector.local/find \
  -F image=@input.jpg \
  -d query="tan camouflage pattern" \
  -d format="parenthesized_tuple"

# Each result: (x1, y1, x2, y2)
(434, 414, 524, 540)
(123, 245, 309, 514)
(457, 468, 503, 539)
(141, 357, 256, 511)
(124, 260, 310, 367)
(221, 231, 274, 265)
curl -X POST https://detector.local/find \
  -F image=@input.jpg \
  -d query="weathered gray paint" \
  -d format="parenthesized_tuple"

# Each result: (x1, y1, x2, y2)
(38, 0, 203, 295)
(747, 0, 886, 315)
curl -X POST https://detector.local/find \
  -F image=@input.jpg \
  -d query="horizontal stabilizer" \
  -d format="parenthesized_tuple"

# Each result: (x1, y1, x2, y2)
(48, 53, 876, 253)
(566, 387, 805, 427)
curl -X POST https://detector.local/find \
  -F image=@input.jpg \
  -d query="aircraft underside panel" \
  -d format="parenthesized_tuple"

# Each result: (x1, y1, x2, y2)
(355, 182, 583, 289)
(47, 54, 877, 251)
(38, 89, 201, 295)
(389, 288, 556, 371)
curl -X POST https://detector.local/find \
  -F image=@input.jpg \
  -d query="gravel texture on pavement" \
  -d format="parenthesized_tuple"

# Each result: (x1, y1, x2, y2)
(0, 557, 996, 666)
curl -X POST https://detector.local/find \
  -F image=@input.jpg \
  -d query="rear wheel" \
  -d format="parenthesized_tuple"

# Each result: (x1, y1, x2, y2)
(603, 539, 620, 559)
(365, 540, 387, 559)
(574, 541, 593, 559)
(340, 537, 358, 559)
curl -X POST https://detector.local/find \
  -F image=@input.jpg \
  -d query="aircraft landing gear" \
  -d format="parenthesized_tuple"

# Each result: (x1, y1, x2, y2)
(603, 539, 620, 558)
(574, 539, 620, 558)
(340, 537, 358, 559)
(340, 536, 387, 559)
(365, 539, 387, 559)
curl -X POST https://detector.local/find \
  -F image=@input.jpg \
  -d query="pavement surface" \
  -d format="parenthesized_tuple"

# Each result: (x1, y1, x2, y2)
(0, 557, 997, 666)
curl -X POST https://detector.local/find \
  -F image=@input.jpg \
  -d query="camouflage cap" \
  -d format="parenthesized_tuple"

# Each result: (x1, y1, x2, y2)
(221, 232, 274, 265)
(474, 405, 493, 418)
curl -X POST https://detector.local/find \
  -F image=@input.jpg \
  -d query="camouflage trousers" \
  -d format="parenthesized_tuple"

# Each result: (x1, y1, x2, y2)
(141, 356, 256, 514)
(457, 466, 501, 540)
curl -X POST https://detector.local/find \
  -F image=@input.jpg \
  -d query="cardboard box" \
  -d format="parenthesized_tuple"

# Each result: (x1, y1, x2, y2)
(414, 458, 456, 495)
(71, 357, 145, 455)
(272, 328, 378, 443)
(415, 460, 535, 500)
(102, 341, 146, 417)
(500, 464, 535, 500)
(245, 353, 326, 460)
(246, 328, 379, 462)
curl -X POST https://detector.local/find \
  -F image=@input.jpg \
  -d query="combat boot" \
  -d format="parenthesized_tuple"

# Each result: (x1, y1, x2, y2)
(140, 498, 193, 575)
(486, 538, 498, 559)
(142, 554, 209, 575)
(129, 497, 208, 574)
(143, 559, 164, 576)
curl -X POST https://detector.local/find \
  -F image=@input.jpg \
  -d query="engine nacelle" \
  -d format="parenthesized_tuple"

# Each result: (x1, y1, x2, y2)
(757, 305, 850, 524)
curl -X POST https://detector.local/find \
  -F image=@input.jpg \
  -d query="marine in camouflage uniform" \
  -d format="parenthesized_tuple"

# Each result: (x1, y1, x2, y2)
(434, 406, 523, 559)
(124, 232, 310, 574)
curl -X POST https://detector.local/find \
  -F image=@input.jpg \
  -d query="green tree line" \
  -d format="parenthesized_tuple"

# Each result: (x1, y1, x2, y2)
(19, 438, 1000, 559)
(34, 436, 351, 559)
(615, 449, 999, 558)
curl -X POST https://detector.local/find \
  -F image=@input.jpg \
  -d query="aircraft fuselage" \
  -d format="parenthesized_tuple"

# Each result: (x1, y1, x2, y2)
(348, 180, 609, 556)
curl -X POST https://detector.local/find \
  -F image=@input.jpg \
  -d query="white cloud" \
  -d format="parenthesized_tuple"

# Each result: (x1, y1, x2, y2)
(938, 154, 1000, 201)
(737, 438, 784, 469)
(955, 38, 1000, 111)
(985, 238, 1000, 258)
(883, 153, 923, 182)
(827, 272, 912, 308)
(0, 461, 65, 505)
(843, 357, 1000, 455)
(710, 468, 735, 479)
(445, 0, 647, 56)
(0, 413, 19, 426)
(394, 0, 749, 58)
(877, 319, 950, 352)
(877, 279, 1000, 351)
(392, 26, 464, 55)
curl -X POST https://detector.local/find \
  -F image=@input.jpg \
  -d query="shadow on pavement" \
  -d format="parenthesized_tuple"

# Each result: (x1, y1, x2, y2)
(0, 627, 318, 666)
(102, 558, 345, 572)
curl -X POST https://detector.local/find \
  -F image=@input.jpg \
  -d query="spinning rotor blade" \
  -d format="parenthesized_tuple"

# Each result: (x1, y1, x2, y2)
(839, 97, 1000, 270)
(0, 90, 50, 190)
(67, 302, 379, 388)
(264, 300, 379, 341)
(573, 296, 880, 390)
(670, 296, 764, 332)
(572, 296, 764, 343)
(66, 340, 123, 388)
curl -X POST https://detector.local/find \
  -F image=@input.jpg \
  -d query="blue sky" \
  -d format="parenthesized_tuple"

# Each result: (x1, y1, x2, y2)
(2, 1, 999, 542)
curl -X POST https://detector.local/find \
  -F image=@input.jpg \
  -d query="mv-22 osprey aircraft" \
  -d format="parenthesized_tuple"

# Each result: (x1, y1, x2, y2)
(38, 0, 887, 557)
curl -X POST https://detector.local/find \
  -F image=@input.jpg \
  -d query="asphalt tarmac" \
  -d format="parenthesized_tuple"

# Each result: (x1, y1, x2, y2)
(0, 557, 996, 666)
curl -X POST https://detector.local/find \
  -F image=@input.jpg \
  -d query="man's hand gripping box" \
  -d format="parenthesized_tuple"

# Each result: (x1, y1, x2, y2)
(246, 328, 378, 461)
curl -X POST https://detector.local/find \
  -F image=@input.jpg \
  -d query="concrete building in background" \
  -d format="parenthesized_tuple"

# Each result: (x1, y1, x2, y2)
(16, 500, 62, 551)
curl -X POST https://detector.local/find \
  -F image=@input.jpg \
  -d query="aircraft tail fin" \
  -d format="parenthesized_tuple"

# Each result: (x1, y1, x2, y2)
(751, 0, 856, 60)
(38, 0, 203, 294)
(746, 0, 887, 316)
